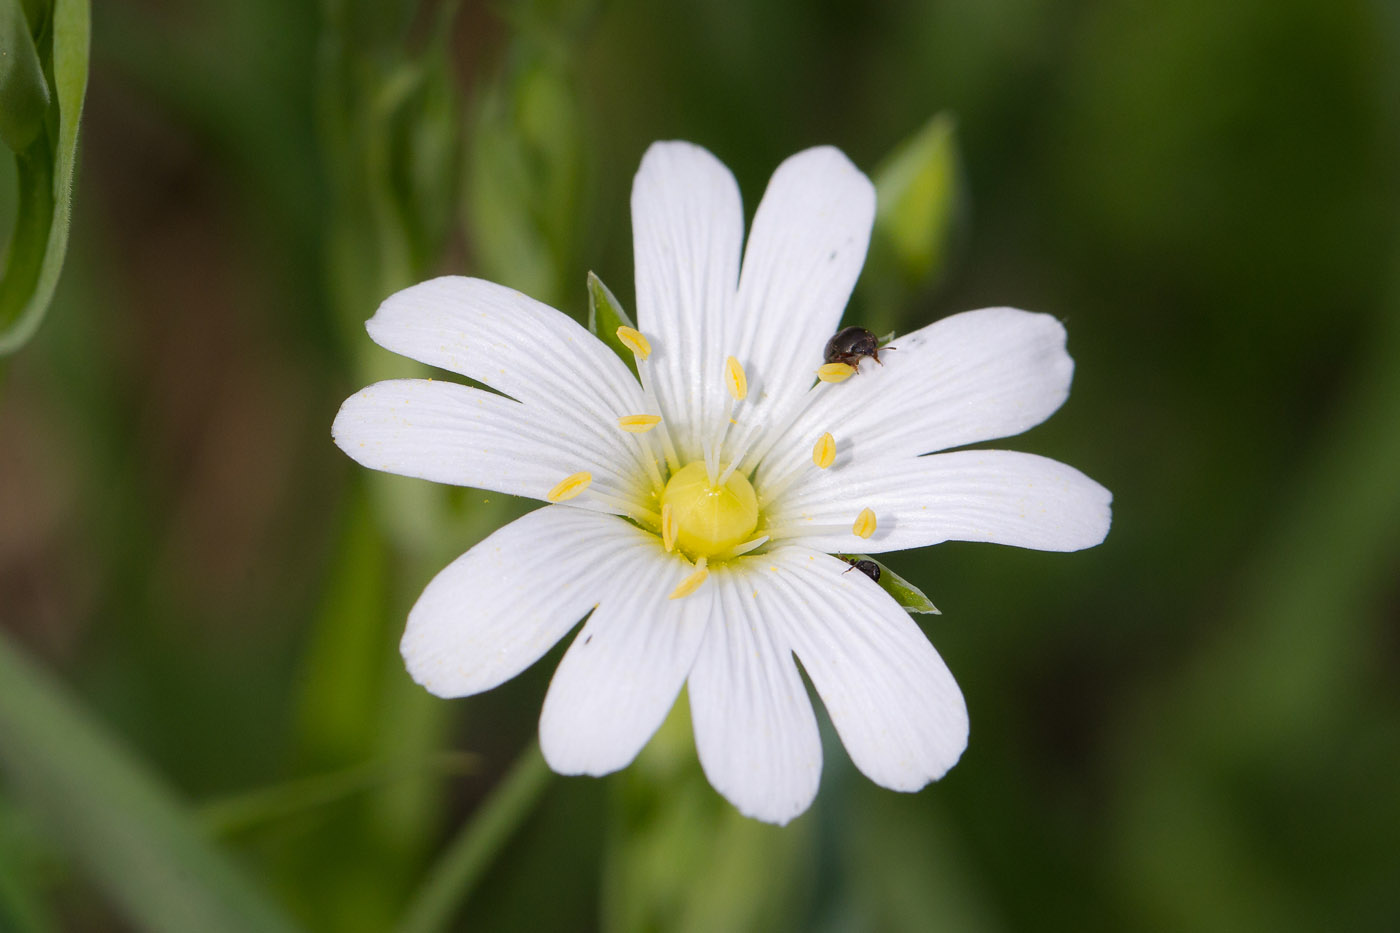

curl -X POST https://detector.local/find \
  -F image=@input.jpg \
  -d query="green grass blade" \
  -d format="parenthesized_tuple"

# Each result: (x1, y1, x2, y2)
(396, 743, 551, 933)
(0, 633, 303, 933)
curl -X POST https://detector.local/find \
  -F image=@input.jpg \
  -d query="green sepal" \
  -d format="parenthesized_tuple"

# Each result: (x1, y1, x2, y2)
(587, 271, 639, 379)
(839, 554, 941, 615)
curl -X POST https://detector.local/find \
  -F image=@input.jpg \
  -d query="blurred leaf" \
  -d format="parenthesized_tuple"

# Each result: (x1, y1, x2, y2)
(0, 633, 302, 933)
(837, 554, 940, 614)
(871, 112, 962, 289)
(0, 0, 50, 152)
(466, 48, 587, 307)
(844, 787, 998, 933)
(318, 0, 462, 340)
(0, 0, 87, 355)
(396, 743, 552, 933)
(0, 796, 54, 933)
(1107, 252, 1400, 927)
(587, 271, 638, 377)
(604, 698, 816, 933)
(199, 753, 477, 838)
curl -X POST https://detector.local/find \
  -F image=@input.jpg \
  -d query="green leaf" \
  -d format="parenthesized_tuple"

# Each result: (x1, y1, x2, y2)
(0, 0, 89, 356)
(839, 554, 941, 614)
(871, 112, 962, 289)
(587, 271, 639, 378)
(0, 633, 303, 933)
(0, 0, 50, 152)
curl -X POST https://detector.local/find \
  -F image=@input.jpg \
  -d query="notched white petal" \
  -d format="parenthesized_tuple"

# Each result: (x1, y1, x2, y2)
(769, 450, 1112, 555)
(689, 568, 822, 825)
(632, 141, 744, 462)
(765, 547, 968, 791)
(538, 544, 714, 776)
(730, 146, 878, 455)
(755, 307, 1077, 491)
(400, 509, 643, 698)
(331, 378, 644, 513)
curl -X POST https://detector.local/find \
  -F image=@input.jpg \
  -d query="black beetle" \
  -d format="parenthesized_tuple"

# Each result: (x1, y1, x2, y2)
(842, 557, 881, 583)
(823, 326, 893, 371)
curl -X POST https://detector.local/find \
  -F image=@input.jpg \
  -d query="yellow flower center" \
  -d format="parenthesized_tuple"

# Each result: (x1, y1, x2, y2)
(659, 461, 759, 559)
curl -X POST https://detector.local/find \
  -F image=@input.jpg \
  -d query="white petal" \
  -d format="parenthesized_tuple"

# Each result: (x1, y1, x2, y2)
(401, 508, 644, 698)
(538, 542, 713, 776)
(333, 379, 648, 511)
(755, 307, 1075, 490)
(631, 141, 744, 461)
(687, 566, 822, 825)
(762, 547, 967, 791)
(730, 147, 876, 461)
(363, 277, 655, 480)
(767, 450, 1112, 555)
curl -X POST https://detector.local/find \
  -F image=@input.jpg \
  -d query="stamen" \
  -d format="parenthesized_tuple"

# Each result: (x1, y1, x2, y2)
(764, 522, 852, 541)
(715, 430, 759, 486)
(812, 432, 836, 469)
(713, 535, 769, 561)
(702, 437, 719, 485)
(618, 414, 662, 433)
(853, 507, 877, 539)
(669, 557, 709, 600)
(661, 503, 678, 552)
(725, 356, 748, 401)
(616, 326, 651, 360)
(546, 471, 592, 502)
(816, 362, 856, 383)
(624, 330, 680, 473)
(589, 490, 661, 527)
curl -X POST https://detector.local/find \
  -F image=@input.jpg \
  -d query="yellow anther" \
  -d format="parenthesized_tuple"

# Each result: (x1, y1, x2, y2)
(546, 471, 592, 502)
(669, 558, 709, 600)
(725, 356, 748, 401)
(812, 432, 836, 469)
(817, 362, 856, 383)
(616, 326, 651, 360)
(853, 507, 877, 539)
(618, 414, 662, 433)
(661, 503, 678, 552)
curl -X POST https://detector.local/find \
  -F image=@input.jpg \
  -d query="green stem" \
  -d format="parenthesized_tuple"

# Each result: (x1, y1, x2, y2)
(395, 742, 552, 933)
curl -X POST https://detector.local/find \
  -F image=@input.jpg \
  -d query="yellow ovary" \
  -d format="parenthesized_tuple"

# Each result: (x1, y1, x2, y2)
(660, 461, 759, 559)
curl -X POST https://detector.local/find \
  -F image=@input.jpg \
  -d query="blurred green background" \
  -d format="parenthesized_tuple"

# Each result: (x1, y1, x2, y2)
(3, 0, 1399, 929)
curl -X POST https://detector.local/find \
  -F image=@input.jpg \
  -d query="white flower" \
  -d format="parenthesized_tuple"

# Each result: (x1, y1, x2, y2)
(332, 142, 1111, 825)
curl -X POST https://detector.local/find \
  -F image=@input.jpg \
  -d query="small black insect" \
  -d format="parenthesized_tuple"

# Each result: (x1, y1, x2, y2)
(823, 326, 893, 372)
(842, 557, 881, 583)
